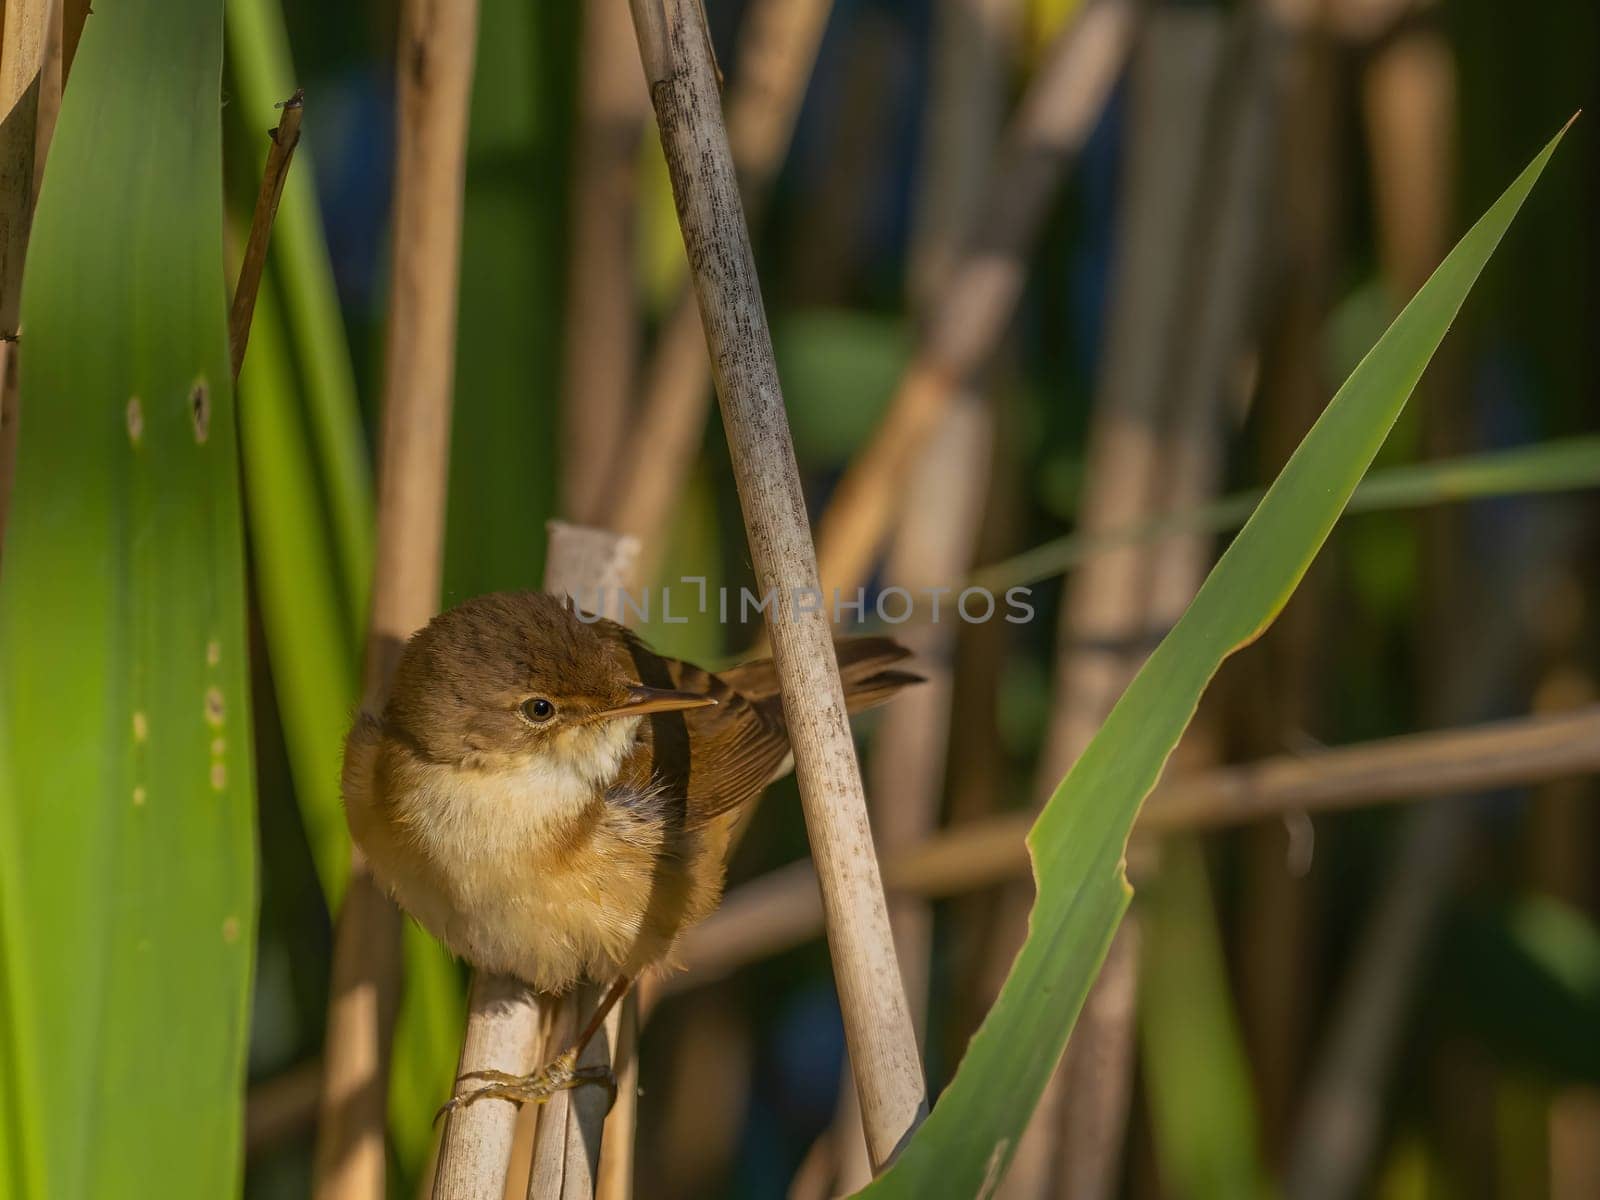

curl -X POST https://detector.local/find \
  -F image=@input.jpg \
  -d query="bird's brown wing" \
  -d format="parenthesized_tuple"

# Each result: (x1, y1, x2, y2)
(605, 624, 919, 830)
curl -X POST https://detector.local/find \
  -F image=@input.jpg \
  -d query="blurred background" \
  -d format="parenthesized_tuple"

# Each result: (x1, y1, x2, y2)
(229, 0, 1600, 1196)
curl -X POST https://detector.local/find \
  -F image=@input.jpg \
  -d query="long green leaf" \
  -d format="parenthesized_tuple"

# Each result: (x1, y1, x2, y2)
(0, 3, 256, 1196)
(855, 123, 1570, 1199)
(234, 279, 358, 902)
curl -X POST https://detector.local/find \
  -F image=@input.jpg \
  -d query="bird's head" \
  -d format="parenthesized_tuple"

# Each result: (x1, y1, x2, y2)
(384, 591, 713, 783)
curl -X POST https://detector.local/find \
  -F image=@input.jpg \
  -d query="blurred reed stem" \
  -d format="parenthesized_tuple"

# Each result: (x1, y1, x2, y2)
(812, 0, 1136, 602)
(603, 0, 834, 579)
(312, 2, 479, 1197)
(561, 0, 648, 526)
(627, 0, 927, 1169)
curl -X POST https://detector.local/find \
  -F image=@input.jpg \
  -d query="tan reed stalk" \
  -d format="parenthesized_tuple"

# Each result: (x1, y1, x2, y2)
(561, 0, 648, 525)
(626, 0, 928, 1169)
(312, 3, 478, 1196)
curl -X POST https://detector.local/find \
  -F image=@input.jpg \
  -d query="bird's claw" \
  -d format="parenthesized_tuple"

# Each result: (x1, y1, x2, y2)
(434, 1049, 617, 1125)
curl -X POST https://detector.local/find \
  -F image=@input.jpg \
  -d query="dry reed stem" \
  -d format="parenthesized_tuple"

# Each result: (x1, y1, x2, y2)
(813, 0, 1136, 601)
(666, 704, 1600, 990)
(432, 524, 641, 1200)
(230, 90, 304, 382)
(627, 0, 927, 1168)
(434, 975, 549, 1200)
(0, 0, 47, 338)
(313, 4, 478, 1197)
(604, 0, 833, 567)
(32, 0, 61, 200)
(527, 983, 625, 1199)
(561, 0, 648, 525)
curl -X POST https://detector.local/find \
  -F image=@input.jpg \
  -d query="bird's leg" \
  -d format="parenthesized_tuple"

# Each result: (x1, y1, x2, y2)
(437, 976, 634, 1120)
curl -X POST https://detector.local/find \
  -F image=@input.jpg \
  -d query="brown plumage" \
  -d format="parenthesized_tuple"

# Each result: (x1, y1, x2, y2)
(344, 590, 918, 999)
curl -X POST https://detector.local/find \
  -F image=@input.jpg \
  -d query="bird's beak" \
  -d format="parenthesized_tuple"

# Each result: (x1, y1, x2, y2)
(592, 685, 718, 720)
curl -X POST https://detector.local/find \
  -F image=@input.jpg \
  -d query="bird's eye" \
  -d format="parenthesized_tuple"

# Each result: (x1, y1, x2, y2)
(520, 697, 556, 723)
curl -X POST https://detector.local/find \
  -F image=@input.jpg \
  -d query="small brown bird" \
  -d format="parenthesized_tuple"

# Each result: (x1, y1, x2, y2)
(344, 590, 918, 1109)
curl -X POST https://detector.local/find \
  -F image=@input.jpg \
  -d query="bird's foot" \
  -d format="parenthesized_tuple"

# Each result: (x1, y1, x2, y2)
(435, 1048, 617, 1123)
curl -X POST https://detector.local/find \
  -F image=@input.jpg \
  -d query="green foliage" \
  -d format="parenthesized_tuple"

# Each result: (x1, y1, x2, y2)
(0, 3, 255, 1195)
(855, 124, 1569, 1200)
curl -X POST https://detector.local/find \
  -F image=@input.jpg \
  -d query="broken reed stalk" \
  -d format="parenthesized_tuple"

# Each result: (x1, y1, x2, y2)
(561, 0, 648, 526)
(431, 525, 641, 1200)
(602, 0, 833, 566)
(812, 0, 1136, 600)
(229, 89, 304, 381)
(312, 3, 478, 1197)
(627, 0, 927, 1169)
(666, 703, 1600, 992)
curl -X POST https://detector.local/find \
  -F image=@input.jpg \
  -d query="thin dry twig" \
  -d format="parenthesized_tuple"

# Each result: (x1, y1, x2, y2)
(230, 89, 305, 382)
(626, 0, 927, 1169)
(312, 4, 479, 1197)
(666, 704, 1600, 991)
(812, 0, 1137, 600)
(603, 0, 834, 571)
